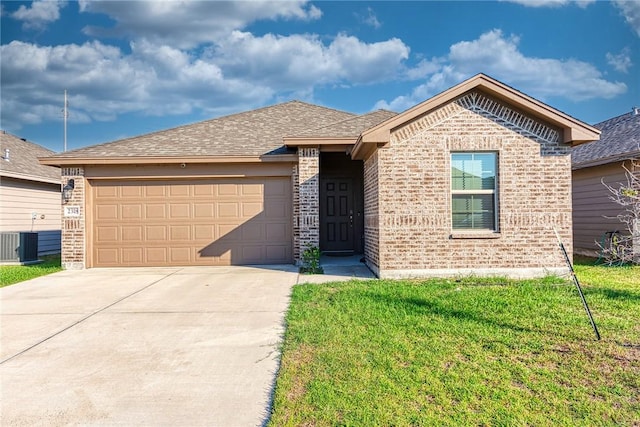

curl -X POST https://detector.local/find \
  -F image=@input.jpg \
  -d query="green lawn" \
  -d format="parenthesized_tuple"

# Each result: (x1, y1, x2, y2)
(0, 255, 63, 288)
(270, 260, 639, 426)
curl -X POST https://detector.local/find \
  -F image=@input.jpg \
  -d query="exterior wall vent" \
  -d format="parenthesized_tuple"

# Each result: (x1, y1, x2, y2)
(0, 232, 39, 262)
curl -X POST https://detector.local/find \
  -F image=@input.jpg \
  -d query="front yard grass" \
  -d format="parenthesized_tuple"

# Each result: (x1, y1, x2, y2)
(0, 255, 62, 288)
(270, 260, 640, 426)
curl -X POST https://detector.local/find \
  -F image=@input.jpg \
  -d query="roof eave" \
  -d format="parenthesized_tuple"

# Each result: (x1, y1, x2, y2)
(283, 136, 358, 147)
(0, 170, 61, 185)
(572, 150, 640, 170)
(39, 154, 298, 166)
(351, 137, 382, 160)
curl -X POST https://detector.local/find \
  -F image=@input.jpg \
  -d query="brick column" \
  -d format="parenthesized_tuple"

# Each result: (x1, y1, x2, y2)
(296, 147, 320, 263)
(61, 167, 85, 269)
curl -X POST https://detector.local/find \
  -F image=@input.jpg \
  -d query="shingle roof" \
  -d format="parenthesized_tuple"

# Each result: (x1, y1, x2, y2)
(0, 131, 60, 183)
(572, 111, 640, 168)
(294, 110, 399, 138)
(49, 101, 356, 159)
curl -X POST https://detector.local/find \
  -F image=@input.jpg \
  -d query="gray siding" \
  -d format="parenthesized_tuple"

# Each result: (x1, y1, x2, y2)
(572, 161, 630, 256)
(38, 230, 62, 255)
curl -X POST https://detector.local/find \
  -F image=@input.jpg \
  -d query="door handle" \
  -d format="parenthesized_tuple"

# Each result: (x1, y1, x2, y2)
(349, 210, 353, 227)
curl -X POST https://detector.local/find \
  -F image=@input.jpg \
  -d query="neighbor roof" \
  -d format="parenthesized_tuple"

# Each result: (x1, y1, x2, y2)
(572, 111, 640, 169)
(0, 131, 60, 184)
(41, 101, 356, 165)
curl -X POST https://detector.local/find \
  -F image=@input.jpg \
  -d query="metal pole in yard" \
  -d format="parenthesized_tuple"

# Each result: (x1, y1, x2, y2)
(553, 227, 601, 340)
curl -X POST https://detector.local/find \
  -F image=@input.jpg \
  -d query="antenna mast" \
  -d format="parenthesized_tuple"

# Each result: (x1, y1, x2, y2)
(63, 90, 68, 152)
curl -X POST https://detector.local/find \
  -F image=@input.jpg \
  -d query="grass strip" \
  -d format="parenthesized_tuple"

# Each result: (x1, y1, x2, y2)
(0, 255, 62, 287)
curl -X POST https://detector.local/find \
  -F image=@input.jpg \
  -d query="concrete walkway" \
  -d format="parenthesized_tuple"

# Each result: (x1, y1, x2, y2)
(297, 254, 376, 284)
(1, 261, 376, 426)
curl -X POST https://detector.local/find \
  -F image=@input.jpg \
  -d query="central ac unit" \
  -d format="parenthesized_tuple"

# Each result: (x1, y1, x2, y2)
(0, 232, 39, 262)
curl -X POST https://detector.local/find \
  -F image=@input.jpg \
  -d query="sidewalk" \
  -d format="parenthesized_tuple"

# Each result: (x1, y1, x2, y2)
(297, 254, 376, 284)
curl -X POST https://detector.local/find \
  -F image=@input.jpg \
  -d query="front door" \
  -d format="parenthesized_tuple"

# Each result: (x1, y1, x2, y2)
(320, 178, 354, 253)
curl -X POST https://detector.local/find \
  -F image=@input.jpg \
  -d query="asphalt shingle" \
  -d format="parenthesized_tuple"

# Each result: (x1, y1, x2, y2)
(49, 101, 357, 159)
(0, 131, 60, 182)
(573, 111, 640, 168)
(295, 110, 399, 138)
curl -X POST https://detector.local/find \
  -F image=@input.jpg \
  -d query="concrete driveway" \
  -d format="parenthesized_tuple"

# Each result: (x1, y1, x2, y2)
(0, 265, 300, 426)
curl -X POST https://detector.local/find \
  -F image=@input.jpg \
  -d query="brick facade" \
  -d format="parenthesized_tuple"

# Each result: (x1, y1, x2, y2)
(365, 91, 572, 278)
(363, 151, 380, 271)
(61, 167, 86, 270)
(52, 78, 593, 274)
(296, 147, 320, 262)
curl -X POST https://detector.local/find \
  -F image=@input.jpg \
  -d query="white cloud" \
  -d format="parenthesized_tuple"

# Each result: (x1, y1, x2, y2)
(606, 48, 633, 73)
(79, 0, 322, 49)
(613, 0, 640, 37)
(0, 40, 273, 128)
(358, 7, 381, 29)
(0, 31, 410, 130)
(376, 29, 626, 112)
(503, 0, 594, 8)
(405, 58, 442, 80)
(2, 1, 413, 131)
(11, 0, 67, 30)
(211, 31, 409, 89)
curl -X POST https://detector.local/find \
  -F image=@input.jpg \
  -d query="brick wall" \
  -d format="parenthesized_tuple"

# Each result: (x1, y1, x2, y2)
(373, 91, 572, 278)
(296, 147, 320, 262)
(363, 151, 380, 273)
(292, 164, 300, 261)
(61, 167, 85, 269)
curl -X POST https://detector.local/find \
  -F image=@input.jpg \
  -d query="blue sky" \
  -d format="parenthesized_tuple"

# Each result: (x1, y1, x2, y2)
(1, 0, 639, 153)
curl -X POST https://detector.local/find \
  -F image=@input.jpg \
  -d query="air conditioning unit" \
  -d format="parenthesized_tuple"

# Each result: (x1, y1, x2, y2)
(0, 232, 39, 262)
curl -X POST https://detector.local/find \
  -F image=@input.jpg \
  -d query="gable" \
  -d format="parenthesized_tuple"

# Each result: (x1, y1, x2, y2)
(353, 73, 600, 160)
(390, 91, 566, 156)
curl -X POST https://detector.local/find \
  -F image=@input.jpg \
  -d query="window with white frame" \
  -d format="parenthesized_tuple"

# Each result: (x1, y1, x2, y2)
(451, 152, 498, 231)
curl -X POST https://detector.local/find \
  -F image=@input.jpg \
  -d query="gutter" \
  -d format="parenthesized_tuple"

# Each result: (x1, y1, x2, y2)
(39, 154, 298, 166)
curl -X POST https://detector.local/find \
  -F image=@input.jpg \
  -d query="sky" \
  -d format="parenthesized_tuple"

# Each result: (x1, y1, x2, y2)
(1, 0, 639, 153)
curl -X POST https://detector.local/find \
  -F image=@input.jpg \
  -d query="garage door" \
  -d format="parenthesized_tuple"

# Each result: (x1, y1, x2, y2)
(91, 178, 292, 267)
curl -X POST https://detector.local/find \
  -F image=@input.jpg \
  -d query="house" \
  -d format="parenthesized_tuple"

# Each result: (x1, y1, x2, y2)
(40, 74, 600, 278)
(0, 131, 62, 257)
(572, 109, 640, 257)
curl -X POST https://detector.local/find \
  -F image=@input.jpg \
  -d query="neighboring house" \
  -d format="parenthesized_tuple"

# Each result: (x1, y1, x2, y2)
(40, 74, 599, 278)
(0, 131, 62, 256)
(572, 109, 640, 257)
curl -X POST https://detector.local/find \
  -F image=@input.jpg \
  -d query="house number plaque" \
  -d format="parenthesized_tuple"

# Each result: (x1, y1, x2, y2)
(64, 206, 81, 217)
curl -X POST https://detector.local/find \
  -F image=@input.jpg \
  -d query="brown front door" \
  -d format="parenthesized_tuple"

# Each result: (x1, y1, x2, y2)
(320, 178, 354, 253)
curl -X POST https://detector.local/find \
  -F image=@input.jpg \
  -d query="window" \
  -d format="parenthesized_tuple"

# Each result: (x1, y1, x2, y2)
(451, 152, 497, 231)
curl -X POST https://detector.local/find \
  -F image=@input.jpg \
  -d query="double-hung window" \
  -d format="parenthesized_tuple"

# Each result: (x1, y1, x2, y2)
(451, 152, 498, 231)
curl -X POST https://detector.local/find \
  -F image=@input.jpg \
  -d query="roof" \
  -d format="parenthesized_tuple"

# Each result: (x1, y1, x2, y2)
(572, 111, 640, 169)
(283, 109, 398, 148)
(41, 101, 356, 165)
(353, 73, 601, 160)
(0, 131, 60, 184)
(295, 110, 398, 138)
